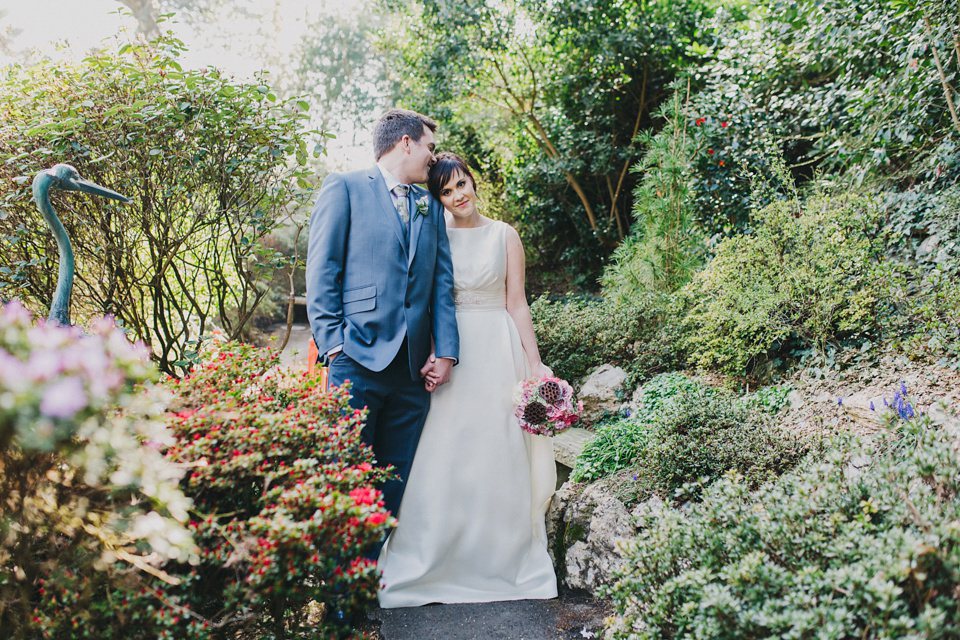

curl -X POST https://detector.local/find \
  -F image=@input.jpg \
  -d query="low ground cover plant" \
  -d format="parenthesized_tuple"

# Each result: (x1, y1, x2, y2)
(572, 373, 702, 483)
(572, 374, 807, 503)
(607, 410, 960, 638)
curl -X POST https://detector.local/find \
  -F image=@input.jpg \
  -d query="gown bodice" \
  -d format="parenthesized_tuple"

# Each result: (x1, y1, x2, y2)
(447, 220, 507, 311)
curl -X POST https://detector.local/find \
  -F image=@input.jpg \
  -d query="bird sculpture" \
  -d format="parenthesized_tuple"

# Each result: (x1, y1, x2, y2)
(32, 164, 131, 327)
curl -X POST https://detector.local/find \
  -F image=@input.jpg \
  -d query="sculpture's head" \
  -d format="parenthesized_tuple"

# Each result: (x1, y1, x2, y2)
(43, 163, 132, 204)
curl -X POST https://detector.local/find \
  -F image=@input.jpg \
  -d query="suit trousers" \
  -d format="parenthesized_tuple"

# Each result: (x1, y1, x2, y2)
(327, 340, 430, 524)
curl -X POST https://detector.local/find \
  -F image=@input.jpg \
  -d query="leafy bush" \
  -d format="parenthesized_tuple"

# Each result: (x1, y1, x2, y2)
(572, 418, 654, 485)
(736, 383, 792, 414)
(531, 293, 684, 386)
(0, 300, 196, 638)
(682, 185, 896, 375)
(650, 389, 808, 500)
(607, 411, 960, 639)
(891, 187, 960, 367)
(158, 341, 391, 638)
(0, 36, 320, 374)
(683, 0, 960, 238)
(572, 374, 806, 500)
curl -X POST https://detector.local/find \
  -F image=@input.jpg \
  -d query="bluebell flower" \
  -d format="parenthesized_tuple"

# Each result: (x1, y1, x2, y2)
(838, 397, 843, 406)
(900, 381, 908, 397)
(869, 401, 875, 411)
(892, 388, 915, 421)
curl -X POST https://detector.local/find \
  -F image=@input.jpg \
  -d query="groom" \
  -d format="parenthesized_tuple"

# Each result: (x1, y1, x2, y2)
(305, 108, 459, 523)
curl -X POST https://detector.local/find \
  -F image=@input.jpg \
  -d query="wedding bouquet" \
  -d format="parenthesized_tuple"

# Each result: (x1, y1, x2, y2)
(514, 376, 581, 436)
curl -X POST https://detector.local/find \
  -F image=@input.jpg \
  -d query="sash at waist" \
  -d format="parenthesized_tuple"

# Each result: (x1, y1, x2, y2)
(454, 290, 506, 311)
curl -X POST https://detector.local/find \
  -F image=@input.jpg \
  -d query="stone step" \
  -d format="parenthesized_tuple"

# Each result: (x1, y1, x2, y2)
(553, 427, 594, 469)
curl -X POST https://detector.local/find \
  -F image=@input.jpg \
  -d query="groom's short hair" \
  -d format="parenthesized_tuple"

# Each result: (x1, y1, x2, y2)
(373, 109, 437, 160)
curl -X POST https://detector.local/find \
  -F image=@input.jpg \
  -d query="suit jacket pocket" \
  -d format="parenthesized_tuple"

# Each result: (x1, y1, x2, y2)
(342, 284, 376, 315)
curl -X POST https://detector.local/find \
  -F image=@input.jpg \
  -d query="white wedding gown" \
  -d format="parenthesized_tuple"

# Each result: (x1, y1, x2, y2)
(377, 220, 558, 608)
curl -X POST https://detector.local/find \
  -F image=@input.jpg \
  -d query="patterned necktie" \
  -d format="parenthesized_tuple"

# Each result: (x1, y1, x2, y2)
(392, 184, 410, 225)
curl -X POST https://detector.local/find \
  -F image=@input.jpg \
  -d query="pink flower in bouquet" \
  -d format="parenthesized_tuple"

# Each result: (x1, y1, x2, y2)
(514, 376, 580, 436)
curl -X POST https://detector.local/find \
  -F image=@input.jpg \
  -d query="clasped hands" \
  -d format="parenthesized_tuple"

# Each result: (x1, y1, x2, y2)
(419, 354, 453, 392)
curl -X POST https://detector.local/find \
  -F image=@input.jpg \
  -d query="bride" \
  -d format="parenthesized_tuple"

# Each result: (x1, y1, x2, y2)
(377, 152, 558, 608)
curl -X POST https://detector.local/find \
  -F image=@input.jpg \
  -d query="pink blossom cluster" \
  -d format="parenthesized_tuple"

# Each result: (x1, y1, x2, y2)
(513, 375, 582, 437)
(0, 299, 153, 447)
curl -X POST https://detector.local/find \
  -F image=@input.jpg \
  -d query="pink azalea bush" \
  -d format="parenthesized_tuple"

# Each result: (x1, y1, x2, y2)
(0, 300, 196, 638)
(158, 341, 392, 639)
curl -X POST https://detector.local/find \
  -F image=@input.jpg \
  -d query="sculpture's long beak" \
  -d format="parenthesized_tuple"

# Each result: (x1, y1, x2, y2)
(70, 178, 132, 204)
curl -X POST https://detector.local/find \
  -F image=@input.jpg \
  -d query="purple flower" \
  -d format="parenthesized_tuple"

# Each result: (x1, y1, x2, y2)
(39, 376, 88, 419)
(892, 388, 915, 421)
(870, 401, 875, 411)
(838, 397, 843, 406)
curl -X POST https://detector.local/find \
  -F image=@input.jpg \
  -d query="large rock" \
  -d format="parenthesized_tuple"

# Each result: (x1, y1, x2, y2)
(579, 364, 628, 421)
(547, 481, 636, 594)
(916, 234, 941, 262)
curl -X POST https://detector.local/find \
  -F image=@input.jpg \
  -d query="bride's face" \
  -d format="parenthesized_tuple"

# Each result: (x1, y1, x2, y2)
(438, 169, 478, 219)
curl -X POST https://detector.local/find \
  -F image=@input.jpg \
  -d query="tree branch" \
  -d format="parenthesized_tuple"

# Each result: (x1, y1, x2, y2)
(925, 14, 960, 137)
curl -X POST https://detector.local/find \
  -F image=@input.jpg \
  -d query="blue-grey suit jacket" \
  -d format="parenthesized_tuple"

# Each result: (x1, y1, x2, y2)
(305, 167, 459, 380)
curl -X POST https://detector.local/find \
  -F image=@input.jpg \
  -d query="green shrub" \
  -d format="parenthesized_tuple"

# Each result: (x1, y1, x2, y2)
(735, 383, 793, 414)
(650, 389, 808, 500)
(892, 188, 960, 367)
(0, 36, 320, 375)
(900, 265, 960, 367)
(531, 293, 684, 386)
(607, 412, 960, 639)
(573, 374, 807, 502)
(682, 187, 895, 375)
(572, 373, 702, 483)
(572, 418, 654, 484)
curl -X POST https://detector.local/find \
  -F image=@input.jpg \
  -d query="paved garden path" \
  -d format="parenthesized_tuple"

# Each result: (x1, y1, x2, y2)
(363, 590, 609, 640)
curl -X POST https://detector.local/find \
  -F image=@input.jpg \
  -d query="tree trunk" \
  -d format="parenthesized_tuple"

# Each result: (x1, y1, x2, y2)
(116, 0, 160, 39)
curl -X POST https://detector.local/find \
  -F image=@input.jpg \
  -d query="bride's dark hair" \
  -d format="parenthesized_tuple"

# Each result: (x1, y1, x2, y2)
(427, 152, 477, 201)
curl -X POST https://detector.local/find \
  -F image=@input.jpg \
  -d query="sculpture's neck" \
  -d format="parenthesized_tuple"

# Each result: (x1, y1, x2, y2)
(33, 177, 74, 327)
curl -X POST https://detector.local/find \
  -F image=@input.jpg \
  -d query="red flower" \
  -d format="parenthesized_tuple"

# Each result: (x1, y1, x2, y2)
(349, 487, 377, 505)
(707, 149, 715, 155)
(367, 512, 388, 526)
(718, 160, 725, 167)
(720, 121, 728, 128)
(695, 117, 706, 126)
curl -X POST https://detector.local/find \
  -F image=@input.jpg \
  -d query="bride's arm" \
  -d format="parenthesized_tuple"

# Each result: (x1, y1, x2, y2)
(504, 225, 553, 379)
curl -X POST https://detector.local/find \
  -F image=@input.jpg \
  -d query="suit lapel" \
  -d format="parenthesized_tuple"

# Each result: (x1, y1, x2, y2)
(408, 185, 427, 267)
(368, 168, 408, 259)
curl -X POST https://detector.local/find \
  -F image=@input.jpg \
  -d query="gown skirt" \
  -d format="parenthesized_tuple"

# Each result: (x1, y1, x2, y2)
(377, 221, 558, 608)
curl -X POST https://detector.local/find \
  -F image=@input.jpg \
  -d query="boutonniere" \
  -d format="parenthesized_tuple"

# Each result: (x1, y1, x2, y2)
(415, 195, 430, 220)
